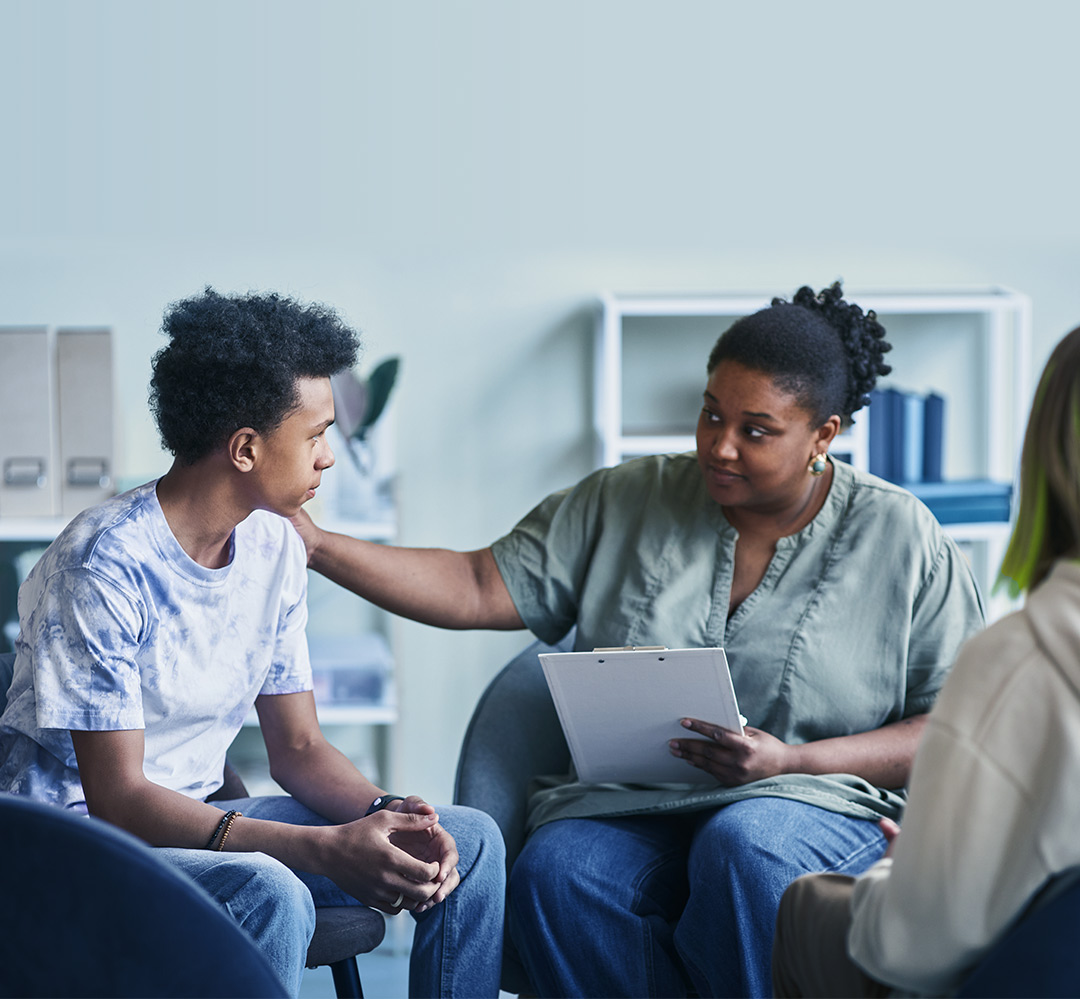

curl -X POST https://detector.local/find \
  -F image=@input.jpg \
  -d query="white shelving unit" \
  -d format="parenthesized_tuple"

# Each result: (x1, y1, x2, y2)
(595, 287, 1032, 619)
(0, 517, 73, 542)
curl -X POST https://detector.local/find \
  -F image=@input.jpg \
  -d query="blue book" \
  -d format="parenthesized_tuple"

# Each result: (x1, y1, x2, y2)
(907, 479, 1012, 524)
(881, 388, 905, 483)
(868, 389, 890, 480)
(868, 388, 906, 483)
(902, 392, 924, 484)
(922, 392, 945, 483)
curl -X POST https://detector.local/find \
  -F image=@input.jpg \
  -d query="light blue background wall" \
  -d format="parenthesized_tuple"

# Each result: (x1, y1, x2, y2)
(3, 0, 1080, 799)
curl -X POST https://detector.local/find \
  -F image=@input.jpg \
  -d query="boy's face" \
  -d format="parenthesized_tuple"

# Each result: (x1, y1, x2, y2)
(252, 375, 336, 517)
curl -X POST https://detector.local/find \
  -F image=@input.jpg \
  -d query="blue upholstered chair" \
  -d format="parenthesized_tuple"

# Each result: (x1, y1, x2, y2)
(0, 650, 384, 999)
(955, 871, 1080, 998)
(0, 792, 290, 998)
(453, 632, 574, 994)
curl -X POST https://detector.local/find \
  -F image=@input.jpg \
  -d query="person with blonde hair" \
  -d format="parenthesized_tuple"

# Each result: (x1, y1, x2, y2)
(772, 323, 1080, 997)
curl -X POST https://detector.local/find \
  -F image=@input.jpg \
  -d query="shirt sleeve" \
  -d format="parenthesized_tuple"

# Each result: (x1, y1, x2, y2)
(490, 471, 607, 646)
(31, 566, 147, 732)
(902, 531, 985, 716)
(260, 520, 313, 695)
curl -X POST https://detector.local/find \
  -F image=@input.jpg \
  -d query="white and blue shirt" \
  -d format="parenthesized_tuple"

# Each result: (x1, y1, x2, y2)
(0, 481, 312, 809)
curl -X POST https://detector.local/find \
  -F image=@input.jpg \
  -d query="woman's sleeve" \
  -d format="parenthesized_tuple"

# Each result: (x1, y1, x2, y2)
(902, 531, 985, 716)
(490, 471, 607, 646)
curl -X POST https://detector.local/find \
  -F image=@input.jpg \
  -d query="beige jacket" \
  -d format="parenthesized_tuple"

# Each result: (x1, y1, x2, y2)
(848, 559, 1080, 995)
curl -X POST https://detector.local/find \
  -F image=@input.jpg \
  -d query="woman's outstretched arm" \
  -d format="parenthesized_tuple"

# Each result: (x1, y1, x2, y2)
(292, 509, 525, 630)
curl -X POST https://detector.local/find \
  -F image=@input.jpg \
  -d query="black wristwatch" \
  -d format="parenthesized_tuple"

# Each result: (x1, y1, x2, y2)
(365, 794, 405, 816)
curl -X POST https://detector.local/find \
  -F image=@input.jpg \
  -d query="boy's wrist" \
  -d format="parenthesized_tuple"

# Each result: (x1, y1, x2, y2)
(365, 794, 405, 816)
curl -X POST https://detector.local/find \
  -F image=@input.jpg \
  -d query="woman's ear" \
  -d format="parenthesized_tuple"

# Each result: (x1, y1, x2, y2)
(227, 428, 259, 472)
(816, 414, 842, 451)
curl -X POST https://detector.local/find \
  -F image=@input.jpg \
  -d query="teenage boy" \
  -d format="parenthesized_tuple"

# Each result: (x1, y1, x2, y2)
(0, 289, 504, 997)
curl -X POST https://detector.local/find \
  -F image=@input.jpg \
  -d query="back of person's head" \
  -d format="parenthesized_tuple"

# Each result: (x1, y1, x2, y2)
(998, 324, 1080, 595)
(150, 288, 360, 465)
(707, 281, 892, 427)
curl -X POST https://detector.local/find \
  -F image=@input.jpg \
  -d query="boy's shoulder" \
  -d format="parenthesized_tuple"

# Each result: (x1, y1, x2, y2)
(34, 485, 305, 593)
(42, 482, 161, 574)
(236, 508, 304, 554)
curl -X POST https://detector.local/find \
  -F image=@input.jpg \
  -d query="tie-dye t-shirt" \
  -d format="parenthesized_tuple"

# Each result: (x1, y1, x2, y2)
(0, 480, 312, 810)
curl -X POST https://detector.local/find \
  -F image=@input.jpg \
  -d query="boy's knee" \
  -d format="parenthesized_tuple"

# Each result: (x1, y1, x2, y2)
(228, 853, 316, 939)
(444, 805, 506, 875)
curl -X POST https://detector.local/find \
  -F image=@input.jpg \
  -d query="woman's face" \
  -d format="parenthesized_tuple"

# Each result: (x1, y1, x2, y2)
(695, 361, 839, 514)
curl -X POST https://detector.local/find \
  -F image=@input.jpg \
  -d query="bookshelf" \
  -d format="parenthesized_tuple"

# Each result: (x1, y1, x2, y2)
(594, 288, 1032, 620)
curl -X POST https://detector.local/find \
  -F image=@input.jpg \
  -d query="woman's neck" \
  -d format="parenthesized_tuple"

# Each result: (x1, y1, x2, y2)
(723, 462, 834, 541)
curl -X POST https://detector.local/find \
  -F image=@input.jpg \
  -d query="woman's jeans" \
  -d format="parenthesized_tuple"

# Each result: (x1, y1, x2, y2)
(159, 796, 505, 998)
(508, 796, 887, 998)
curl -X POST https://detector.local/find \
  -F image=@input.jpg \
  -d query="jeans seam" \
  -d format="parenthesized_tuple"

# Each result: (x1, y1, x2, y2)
(821, 826, 886, 874)
(631, 845, 687, 997)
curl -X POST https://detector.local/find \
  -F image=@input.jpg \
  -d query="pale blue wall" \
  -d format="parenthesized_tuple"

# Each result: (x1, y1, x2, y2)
(3, 0, 1080, 798)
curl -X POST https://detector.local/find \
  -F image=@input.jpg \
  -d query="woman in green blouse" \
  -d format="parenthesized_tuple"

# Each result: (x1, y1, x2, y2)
(293, 283, 985, 998)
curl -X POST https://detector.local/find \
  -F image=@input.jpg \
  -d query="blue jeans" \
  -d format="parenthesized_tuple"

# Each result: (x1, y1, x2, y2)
(161, 797, 505, 998)
(508, 797, 887, 998)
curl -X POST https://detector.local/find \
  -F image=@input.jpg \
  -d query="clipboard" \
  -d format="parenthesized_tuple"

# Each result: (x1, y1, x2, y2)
(537, 646, 744, 785)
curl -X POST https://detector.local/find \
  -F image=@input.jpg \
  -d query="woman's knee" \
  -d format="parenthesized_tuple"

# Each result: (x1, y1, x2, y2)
(509, 821, 582, 915)
(689, 798, 886, 896)
(510, 817, 686, 921)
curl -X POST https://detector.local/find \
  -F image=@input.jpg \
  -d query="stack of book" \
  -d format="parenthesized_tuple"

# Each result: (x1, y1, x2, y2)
(867, 388, 1012, 525)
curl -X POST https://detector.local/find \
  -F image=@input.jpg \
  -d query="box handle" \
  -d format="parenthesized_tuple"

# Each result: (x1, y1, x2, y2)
(3, 457, 46, 488)
(66, 457, 111, 489)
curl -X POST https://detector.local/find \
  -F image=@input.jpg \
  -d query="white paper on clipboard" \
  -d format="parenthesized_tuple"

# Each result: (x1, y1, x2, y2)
(538, 647, 744, 785)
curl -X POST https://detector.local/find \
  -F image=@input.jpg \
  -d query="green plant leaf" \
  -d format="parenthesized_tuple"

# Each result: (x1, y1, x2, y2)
(358, 356, 401, 439)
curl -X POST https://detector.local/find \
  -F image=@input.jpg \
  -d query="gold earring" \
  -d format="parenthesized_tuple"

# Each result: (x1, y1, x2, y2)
(809, 453, 828, 476)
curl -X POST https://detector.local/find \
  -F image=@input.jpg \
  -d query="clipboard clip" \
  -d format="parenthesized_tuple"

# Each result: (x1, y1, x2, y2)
(591, 645, 668, 652)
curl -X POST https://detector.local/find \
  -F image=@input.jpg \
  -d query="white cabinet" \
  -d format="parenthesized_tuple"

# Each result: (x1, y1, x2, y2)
(595, 287, 1032, 619)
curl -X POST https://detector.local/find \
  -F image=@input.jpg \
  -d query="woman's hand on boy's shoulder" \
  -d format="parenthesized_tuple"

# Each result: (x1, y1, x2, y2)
(288, 508, 321, 566)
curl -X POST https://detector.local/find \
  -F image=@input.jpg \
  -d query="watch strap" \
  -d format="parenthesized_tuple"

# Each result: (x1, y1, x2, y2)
(365, 794, 405, 816)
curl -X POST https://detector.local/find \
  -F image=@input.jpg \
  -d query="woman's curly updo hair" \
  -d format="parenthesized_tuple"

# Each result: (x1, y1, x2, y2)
(707, 281, 892, 427)
(150, 288, 361, 465)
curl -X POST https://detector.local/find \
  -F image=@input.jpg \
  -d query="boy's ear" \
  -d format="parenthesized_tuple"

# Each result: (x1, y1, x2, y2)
(227, 428, 259, 472)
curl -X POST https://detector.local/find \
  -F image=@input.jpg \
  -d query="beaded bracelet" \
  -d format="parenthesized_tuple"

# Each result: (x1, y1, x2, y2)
(206, 809, 242, 851)
(215, 810, 242, 852)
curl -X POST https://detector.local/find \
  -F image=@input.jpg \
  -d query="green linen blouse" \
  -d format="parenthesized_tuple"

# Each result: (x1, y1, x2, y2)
(490, 453, 986, 829)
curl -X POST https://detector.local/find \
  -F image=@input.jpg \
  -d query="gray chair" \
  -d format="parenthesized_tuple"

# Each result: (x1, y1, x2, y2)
(0, 650, 385, 999)
(453, 632, 574, 994)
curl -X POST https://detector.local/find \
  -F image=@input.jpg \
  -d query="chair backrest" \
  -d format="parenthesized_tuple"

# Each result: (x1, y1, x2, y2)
(956, 869, 1080, 998)
(0, 792, 289, 997)
(453, 632, 573, 873)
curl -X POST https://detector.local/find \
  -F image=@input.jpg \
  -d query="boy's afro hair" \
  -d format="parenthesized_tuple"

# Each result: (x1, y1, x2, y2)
(150, 287, 360, 464)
